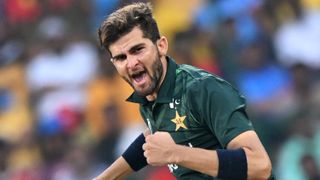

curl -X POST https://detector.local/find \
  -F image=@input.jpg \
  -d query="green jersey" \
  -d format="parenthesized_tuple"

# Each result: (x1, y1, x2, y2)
(127, 57, 254, 179)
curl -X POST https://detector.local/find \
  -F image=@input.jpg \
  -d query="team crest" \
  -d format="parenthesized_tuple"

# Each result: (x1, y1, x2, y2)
(171, 110, 187, 131)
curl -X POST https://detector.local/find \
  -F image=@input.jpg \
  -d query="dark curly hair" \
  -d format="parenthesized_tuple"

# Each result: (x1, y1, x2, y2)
(98, 2, 160, 51)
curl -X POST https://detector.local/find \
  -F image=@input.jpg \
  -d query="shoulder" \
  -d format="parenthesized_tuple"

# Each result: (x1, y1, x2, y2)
(178, 64, 213, 81)
(178, 64, 236, 93)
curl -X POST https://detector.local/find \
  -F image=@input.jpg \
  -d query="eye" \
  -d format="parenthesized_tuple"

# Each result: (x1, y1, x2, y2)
(132, 46, 144, 54)
(112, 54, 127, 62)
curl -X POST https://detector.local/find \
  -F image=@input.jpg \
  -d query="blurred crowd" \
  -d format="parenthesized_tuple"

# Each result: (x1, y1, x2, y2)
(0, 0, 320, 179)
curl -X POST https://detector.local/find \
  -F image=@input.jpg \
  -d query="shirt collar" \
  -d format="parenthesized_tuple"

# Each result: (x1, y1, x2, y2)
(126, 56, 178, 105)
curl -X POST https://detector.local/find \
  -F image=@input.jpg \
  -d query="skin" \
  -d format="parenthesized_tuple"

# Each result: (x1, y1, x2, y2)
(108, 26, 168, 101)
(93, 27, 272, 180)
(143, 131, 272, 180)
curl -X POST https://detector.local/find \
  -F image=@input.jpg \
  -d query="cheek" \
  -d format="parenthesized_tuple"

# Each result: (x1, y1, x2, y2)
(143, 55, 157, 70)
(115, 65, 128, 77)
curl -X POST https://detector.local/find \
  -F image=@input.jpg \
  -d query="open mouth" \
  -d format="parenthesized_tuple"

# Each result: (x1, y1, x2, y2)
(131, 70, 147, 84)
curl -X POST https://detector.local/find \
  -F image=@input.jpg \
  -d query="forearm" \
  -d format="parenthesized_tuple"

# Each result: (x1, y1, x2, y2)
(171, 146, 271, 179)
(94, 132, 149, 180)
(172, 145, 219, 177)
(94, 156, 133, 180)
(144, 131, 271, 179)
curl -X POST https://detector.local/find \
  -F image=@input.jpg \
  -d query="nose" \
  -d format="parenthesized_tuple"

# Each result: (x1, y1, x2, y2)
(126, 55, 139, 69)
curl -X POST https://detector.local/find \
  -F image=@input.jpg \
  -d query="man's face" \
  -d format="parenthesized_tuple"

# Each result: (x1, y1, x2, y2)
(109, 27, 164, 97)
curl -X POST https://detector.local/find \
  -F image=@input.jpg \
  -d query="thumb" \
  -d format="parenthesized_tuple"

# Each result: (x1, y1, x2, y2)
(143, 128, 151, 137)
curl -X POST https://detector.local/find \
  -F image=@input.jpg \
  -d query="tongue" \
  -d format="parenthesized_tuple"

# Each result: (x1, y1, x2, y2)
(134, 73, 145, 83)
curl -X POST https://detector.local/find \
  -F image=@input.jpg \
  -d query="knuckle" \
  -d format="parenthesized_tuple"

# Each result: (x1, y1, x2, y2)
(146, 158, 151, 164)
(145, 136, 150, 142)
(144, 150, 150, 158)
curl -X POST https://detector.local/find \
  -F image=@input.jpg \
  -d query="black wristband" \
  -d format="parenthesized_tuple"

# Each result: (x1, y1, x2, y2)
(122, 133, 148, 171)
(216, 148, 247, 180)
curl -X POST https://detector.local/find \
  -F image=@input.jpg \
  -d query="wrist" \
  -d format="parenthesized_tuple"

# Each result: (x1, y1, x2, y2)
(122, 133, 147, 171)
(169, 144, 184, 164)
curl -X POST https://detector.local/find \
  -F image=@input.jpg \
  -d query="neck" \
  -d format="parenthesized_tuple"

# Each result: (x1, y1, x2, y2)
(146, 56, 168, 102)
(146, 94, 157, 101)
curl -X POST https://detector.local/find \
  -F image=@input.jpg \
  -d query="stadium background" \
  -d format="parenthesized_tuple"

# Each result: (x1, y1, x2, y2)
(0, 0, 320, 179)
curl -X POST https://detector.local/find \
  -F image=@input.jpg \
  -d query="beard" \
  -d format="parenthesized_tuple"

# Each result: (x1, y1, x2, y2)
(124, 52, 163, 97)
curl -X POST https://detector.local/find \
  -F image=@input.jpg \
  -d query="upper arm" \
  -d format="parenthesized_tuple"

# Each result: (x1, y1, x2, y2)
(227, 130, 264, 150)
(227, 130, 272, 179)
(188, 77, 253, 147)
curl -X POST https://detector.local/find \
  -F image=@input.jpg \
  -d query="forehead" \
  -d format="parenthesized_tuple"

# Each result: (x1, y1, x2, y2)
(109, 27, 151, 55)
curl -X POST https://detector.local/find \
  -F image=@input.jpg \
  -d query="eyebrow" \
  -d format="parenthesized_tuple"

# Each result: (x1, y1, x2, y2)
(111, 43, 145, 60)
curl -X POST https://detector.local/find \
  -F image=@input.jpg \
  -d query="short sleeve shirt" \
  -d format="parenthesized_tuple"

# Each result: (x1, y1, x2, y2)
(127, 57, 254, 179)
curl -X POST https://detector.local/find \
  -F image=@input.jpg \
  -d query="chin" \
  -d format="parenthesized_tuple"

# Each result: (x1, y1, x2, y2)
(134, 87, 154, 97)
(134, 90, 148, 97)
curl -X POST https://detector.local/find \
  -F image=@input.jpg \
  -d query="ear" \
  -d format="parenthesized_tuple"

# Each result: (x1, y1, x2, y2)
(157, 36, 168, 57)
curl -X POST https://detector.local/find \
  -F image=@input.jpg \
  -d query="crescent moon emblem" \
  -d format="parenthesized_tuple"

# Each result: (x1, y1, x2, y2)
(174, 99, 181, 104)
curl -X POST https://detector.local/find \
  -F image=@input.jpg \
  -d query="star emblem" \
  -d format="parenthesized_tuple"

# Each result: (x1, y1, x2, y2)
(171, 110, 187, 131)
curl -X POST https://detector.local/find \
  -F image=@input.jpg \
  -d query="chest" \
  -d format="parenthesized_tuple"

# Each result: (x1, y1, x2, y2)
(141, 98, 220, 148)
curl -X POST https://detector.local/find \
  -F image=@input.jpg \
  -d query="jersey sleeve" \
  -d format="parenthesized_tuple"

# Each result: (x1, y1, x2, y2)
(187, 76, 254, 148)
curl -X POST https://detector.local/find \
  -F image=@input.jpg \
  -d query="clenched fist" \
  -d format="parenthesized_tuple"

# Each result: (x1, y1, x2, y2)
(142, 132, 178, 166)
